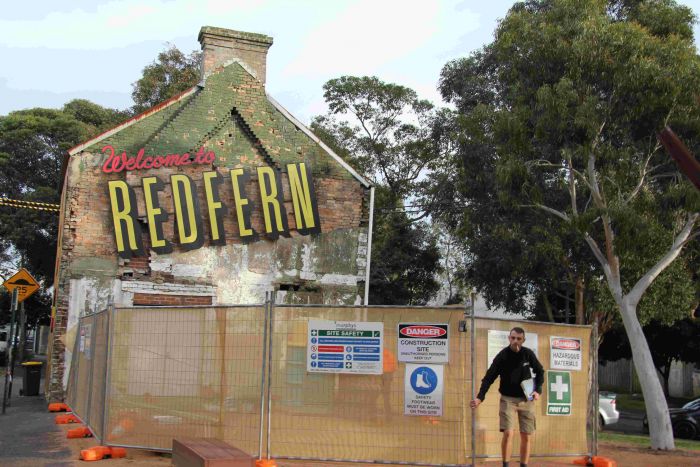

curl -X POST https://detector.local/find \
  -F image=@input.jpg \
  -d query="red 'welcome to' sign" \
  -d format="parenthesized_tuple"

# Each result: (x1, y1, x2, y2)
(101, 145, 215, 173)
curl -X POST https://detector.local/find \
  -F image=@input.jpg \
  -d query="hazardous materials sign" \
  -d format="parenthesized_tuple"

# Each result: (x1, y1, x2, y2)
(307, 320, 383, 374)
(550, 337, 582, 371)
(398, 323, 448, 363)
(547, 371, 572, 416)
(404, 364, 443, 416)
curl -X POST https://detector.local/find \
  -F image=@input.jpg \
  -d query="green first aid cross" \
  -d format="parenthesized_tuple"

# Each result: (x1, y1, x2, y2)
(548, 371, 571, 403)
(547, 371, 572, 416)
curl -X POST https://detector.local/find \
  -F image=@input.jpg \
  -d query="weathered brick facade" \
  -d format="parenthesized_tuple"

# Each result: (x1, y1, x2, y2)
(49, 27, 372, 401)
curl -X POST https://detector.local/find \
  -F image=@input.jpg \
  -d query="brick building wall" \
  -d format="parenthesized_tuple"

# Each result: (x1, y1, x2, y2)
(48, 26, 372, 401)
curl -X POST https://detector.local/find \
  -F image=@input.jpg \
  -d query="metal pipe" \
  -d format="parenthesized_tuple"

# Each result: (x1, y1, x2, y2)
(85, 315, 97, 428)
(257, 294, 269, 459)
(593, 315, 599, 457)
(470, 292, 476, 467)
(364, 186, 375, 305)
(275, 455, 465, 466)
(102, 307, 116, 446)
(266, 292, 275, 459)
(100, 307, 112, 445)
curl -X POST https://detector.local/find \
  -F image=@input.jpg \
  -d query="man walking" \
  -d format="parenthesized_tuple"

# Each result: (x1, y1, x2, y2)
(470, 327, 544, 467)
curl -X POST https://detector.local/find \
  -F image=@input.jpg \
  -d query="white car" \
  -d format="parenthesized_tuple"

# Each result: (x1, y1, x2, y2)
(0, 330, 8, 355)
(599, 391, 620, 428)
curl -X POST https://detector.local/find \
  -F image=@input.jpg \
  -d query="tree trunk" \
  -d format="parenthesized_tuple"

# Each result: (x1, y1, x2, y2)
(542, 293, 555, 322)
(575, 276, 585, 324)
(660, 363, 671, 397)
(620, 299, 675, 449)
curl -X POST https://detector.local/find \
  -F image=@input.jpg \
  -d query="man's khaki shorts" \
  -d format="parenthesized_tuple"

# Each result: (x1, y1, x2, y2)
(499, 395, 536, 433)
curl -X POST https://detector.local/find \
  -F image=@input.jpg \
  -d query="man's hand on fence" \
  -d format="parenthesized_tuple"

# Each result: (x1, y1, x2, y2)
(531, 392, 540, 401)
(470, 398, 482, 409)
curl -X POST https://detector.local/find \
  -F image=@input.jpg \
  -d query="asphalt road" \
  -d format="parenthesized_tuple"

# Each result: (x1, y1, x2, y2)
(603, 409, 645, 435)
(0, 359, 75, 466)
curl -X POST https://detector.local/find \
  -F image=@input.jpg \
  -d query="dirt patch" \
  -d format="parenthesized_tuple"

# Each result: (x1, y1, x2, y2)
(57, 424, 700, 467)
(597, 441, 700, 467)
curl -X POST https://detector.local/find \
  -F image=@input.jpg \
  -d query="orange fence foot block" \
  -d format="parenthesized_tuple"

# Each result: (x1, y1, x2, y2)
(55, 414, 80, 424)
(572, 456, 617, 467)
(591, 456, 617, 467)
(256, 459, 277, 467)
(67, 427, 93, 439)
(48, 403, 71, 412)
(80, 446, 127, 462)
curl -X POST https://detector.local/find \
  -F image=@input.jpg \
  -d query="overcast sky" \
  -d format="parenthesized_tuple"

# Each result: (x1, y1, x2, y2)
(2, 0, 699, 124)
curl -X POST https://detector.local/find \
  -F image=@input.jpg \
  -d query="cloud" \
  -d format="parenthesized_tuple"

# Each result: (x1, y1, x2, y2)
(0, 0, 265, 50)
(283, 0, 443, 77)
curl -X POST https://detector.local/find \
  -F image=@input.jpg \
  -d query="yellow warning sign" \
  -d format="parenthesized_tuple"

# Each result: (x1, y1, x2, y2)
(3, 268, 40, 303)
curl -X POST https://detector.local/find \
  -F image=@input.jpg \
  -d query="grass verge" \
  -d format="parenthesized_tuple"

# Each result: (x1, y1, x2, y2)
(600, 431, 700, 451)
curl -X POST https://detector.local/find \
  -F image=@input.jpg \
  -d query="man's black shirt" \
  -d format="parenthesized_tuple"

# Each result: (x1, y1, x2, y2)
(477, 346, 544, 401)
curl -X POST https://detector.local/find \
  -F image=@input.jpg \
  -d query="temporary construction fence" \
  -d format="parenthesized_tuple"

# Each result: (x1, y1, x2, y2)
(65, 302, 596, 466)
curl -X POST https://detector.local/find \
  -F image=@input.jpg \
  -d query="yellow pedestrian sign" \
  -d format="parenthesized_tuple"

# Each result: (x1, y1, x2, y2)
(2, 268, 40, 302)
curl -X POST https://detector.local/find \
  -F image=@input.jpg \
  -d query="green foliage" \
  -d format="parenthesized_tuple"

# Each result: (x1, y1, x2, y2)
(318, 76, 439, 200)
(313, 76, 443, 305)
(599, 318, 700, 394)
(131, 45, 201, 114)
(0, 101, 125, 291)
(369, 191, 442, 305)
(433, 0, 700, 322)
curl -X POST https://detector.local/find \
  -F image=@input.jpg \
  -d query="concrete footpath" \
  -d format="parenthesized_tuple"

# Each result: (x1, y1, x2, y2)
(0, 356, 74, 466)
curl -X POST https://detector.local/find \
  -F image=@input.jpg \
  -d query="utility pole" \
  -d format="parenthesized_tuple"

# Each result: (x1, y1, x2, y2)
(2, 289, 19, 414)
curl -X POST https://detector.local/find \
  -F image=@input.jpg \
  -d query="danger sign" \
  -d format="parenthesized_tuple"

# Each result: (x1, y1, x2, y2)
(549, 337, 582, 371)
(398, 323, 449, 364)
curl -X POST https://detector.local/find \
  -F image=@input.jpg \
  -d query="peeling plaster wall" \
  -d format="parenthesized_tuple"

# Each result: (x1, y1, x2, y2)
(51, 146, 370, 402)
(50, 54, 371, 402)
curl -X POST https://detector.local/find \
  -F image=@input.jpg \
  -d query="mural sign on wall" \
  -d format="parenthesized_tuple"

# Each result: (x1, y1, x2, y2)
(104, 145, 322, 258)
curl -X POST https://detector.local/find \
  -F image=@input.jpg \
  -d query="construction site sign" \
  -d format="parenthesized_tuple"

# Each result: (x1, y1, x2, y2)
(404, 364, 444, 416)
(2, 268, 39, 303)
(307, 320, 383, 374)
(398, 323, 449, 363)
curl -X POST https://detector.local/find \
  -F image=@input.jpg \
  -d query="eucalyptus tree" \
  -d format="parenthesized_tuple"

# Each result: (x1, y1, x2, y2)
(436, 0, 700, 449)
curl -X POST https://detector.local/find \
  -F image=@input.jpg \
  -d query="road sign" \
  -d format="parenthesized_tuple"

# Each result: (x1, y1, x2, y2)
(547, 370, 572, 416)
(2, 268, 39, 303)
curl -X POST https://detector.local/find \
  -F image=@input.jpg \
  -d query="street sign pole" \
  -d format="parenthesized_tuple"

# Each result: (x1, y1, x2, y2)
(2, 289, 19, 414)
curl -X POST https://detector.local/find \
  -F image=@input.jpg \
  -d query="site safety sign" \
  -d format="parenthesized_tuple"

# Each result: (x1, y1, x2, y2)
(404, 364, 444, 416)
(397, 323, 449, 363)
(547, 370, 572, 416)
(307, 320, 383, 375)
(549, 336, 582, 371)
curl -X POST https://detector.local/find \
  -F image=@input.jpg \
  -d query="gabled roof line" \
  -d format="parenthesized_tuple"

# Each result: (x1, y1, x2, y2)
(67, 85, 201, 156)
(266, 94, 371, 188)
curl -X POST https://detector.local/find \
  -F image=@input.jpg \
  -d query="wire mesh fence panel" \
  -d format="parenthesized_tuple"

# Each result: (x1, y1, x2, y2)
(87, 311, 109, 441)
(104, 306, 265, 452)
(218, 306, 267, 457)
(472, 318, 592, 459)
(71, 316, 95, 421)
(64, 321, 82, 412)
(268, 306, 470, 466)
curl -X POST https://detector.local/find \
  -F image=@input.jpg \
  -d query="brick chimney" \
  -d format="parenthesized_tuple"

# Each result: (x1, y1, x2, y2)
(198, 26, 274, 84)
